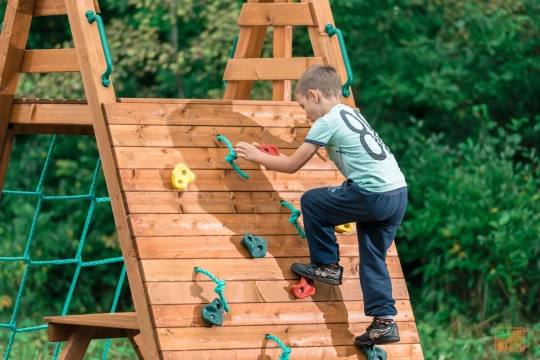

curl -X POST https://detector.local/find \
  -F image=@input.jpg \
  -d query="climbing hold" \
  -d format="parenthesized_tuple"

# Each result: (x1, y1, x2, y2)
(241, 233, 267, 258)
(258, 144, 280, 156)
(265, 334, 291, 360)
(201, 298, 225, 326)
(171, 163, 195, 190)
(335, 222, 354, 233)
(290, 276, 316, 299)
(361, 344, 388, 360)
(280, 200, 306, 238)
(216, 134, 249, 179)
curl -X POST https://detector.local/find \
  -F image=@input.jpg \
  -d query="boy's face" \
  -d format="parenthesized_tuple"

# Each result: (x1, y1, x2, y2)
(295, 90, 324, 122)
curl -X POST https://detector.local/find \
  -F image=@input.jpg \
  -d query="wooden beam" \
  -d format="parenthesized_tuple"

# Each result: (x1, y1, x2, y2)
(47, 324, 130, 342)
(10, 104, 92, 126)
(0, 129, 15, 199)
(135, 236, 397, 260)
(140, 257, 403, 281)
(21, 49, 80, 73)
(58, 326, 96, 360)
(0, 0, 36, 169)
(163, 344, 425, 360)
(65, 0, 159, 358)
(152, 300, 414, 327)
(44, 313, 139, 329)
(238, 3, 316, 26)
(223, 57, 326, 81)
(146, 278, 410, 305)
(12, 124, 94, 135)
(273, 0, 293, 101)
(126, 329, 146, 360)
(34, 0, 66, 16)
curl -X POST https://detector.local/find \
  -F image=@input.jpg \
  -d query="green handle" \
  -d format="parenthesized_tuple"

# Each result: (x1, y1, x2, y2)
(325, 24, 353, 98)
(0, 22, 3, 33)
(86, 10, 113, 87)
(223, 34, 239, 88)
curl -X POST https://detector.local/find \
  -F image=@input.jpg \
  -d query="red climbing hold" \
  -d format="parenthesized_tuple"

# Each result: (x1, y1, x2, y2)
(258, 144, 280, 156)
(290, 276, 316, 299)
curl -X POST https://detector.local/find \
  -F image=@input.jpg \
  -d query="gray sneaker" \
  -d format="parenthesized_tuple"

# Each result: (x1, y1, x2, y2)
(355, 318, 400, 346)
(291, 262, 343, 285)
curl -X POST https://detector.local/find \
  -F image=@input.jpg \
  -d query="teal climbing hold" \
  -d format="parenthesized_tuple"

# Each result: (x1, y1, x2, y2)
(280, 200, 306, 238)
(361, 344, 388, 360)
(201, 298, 225, 326)
(241, 233, 267, 258)
(265, 334, 291, 360)
(216, 134, 249, 179)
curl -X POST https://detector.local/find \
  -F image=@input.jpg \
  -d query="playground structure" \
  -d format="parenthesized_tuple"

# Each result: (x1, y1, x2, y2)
(0, 0, 424, 359)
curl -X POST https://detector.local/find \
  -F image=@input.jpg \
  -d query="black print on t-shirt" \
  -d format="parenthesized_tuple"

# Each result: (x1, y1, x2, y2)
(339, 109, 391, 161)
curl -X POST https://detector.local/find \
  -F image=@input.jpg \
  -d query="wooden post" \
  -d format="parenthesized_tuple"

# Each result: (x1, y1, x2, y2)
(58, 326, 97, 360)
(0, 129, 15, 198)
(272, 0, 293, 101)
(0, 0, 36, 177)
(64, 0, 159, 358)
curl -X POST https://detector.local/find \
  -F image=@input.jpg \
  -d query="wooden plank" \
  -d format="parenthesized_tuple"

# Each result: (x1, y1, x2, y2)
(108, 125, 308, 148)
(116, 98, 299, 106)
(47, 324, 129, 342)
(124, 191, 303, 214)
(273, 0, 293, 101)
(65, 0, 159, 358)
(129, 213, 307, 237)
(0, 129, 15, 199)
(303, 0, 356, 107)
(147, 278, 409, 305)
(0, 0, 36, 164)
(238, 3, 316, 26)
(113, 147, 333, 170)
(118, 169, 345, 192)
(10, 104, 92, 125)
(34, 0, 66, 16)
(140, 257, 404, 282)
(12, 124, 94, 135)
(58, 326, 96, 360)
(155, 322, 420, 351)
(103, 102, 310, 128)
(43, 313, 139, 329)
(21, 49, 80, 73)
(164, 344, 424, 360)
(126, 329, 146, 360)
(151, 300, 414, 327)
(136, 236, 396, 260)
(223, 57, 325, 81)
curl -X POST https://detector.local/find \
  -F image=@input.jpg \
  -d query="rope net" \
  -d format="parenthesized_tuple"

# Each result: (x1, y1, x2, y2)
(0, 135, 126, 359)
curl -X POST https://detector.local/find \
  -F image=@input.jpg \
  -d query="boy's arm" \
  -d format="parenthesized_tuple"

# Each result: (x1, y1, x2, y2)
(234, 142, 319, 174)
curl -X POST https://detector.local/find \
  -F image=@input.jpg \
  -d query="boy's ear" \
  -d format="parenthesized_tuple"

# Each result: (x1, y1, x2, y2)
(307, 89, 319, 103)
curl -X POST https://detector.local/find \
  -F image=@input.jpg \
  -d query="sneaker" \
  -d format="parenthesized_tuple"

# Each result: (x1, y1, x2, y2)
(354, 318, 400, 346)
(291, 262, 343, 285)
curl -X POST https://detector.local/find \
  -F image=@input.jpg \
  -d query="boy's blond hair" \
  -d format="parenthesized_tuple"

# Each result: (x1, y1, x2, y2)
(295, 65, 342, 99)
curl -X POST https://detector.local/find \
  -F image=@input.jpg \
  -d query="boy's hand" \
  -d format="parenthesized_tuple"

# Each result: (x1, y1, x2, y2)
(234, 142, 261, 163)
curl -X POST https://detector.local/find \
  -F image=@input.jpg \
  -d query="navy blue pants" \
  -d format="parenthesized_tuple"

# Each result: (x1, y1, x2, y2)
(300, 179, 407, 316)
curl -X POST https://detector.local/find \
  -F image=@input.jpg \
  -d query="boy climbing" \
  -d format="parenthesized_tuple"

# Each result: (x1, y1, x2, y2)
(234, 65, 407, 346)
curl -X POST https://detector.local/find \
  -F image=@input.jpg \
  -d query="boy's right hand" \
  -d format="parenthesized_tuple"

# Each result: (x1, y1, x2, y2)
(234, 142, 261, 163)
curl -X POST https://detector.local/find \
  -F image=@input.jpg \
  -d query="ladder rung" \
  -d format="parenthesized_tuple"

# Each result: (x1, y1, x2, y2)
(223, 57, 326, 81)
(34, 0, 67, 16)
(21, 49, 79, 73)
(237, 3, 317, 26)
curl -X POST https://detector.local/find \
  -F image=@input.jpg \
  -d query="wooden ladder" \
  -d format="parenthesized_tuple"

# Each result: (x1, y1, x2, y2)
(223, 0, 356, 108)
(0, 0, 159, 359)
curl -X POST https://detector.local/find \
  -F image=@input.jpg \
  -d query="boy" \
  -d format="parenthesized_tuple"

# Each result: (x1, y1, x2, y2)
(234, 65, 407, 346)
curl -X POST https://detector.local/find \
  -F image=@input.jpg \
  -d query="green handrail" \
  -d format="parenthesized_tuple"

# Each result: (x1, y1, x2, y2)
(223, 34, 239, 88)
(85, 10, 113, 87)
(325, 24, 353, 98)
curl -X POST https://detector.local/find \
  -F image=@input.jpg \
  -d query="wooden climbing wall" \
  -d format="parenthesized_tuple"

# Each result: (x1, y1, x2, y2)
(102, 98, 424, 359)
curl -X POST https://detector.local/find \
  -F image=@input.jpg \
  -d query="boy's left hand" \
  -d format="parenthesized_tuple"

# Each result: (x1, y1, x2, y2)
(234, 142, 260, 163)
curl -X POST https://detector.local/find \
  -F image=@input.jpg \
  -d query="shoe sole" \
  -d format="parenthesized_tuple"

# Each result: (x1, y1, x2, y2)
(354, 337, 400, 347)
(291, 268, 342, 285)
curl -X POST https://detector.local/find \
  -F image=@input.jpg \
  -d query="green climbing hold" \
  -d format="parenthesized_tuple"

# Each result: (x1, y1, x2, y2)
(202, 298, 225, 326)
(361, 344, 388, 360)
(241, 233, 267, 258)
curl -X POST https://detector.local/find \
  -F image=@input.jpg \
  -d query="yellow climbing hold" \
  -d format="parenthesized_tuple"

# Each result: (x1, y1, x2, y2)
(171, 164, 195, 190)
(335, 223, 354, 233)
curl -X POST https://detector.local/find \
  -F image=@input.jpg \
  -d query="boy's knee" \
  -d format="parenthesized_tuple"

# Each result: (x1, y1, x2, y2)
(301, 189, 319, 211)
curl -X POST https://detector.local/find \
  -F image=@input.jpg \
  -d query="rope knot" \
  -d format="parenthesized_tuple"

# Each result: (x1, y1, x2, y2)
(216, 134, 249, 179)
(225, 153, 238, 162)
(214, 279, 226, 294)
